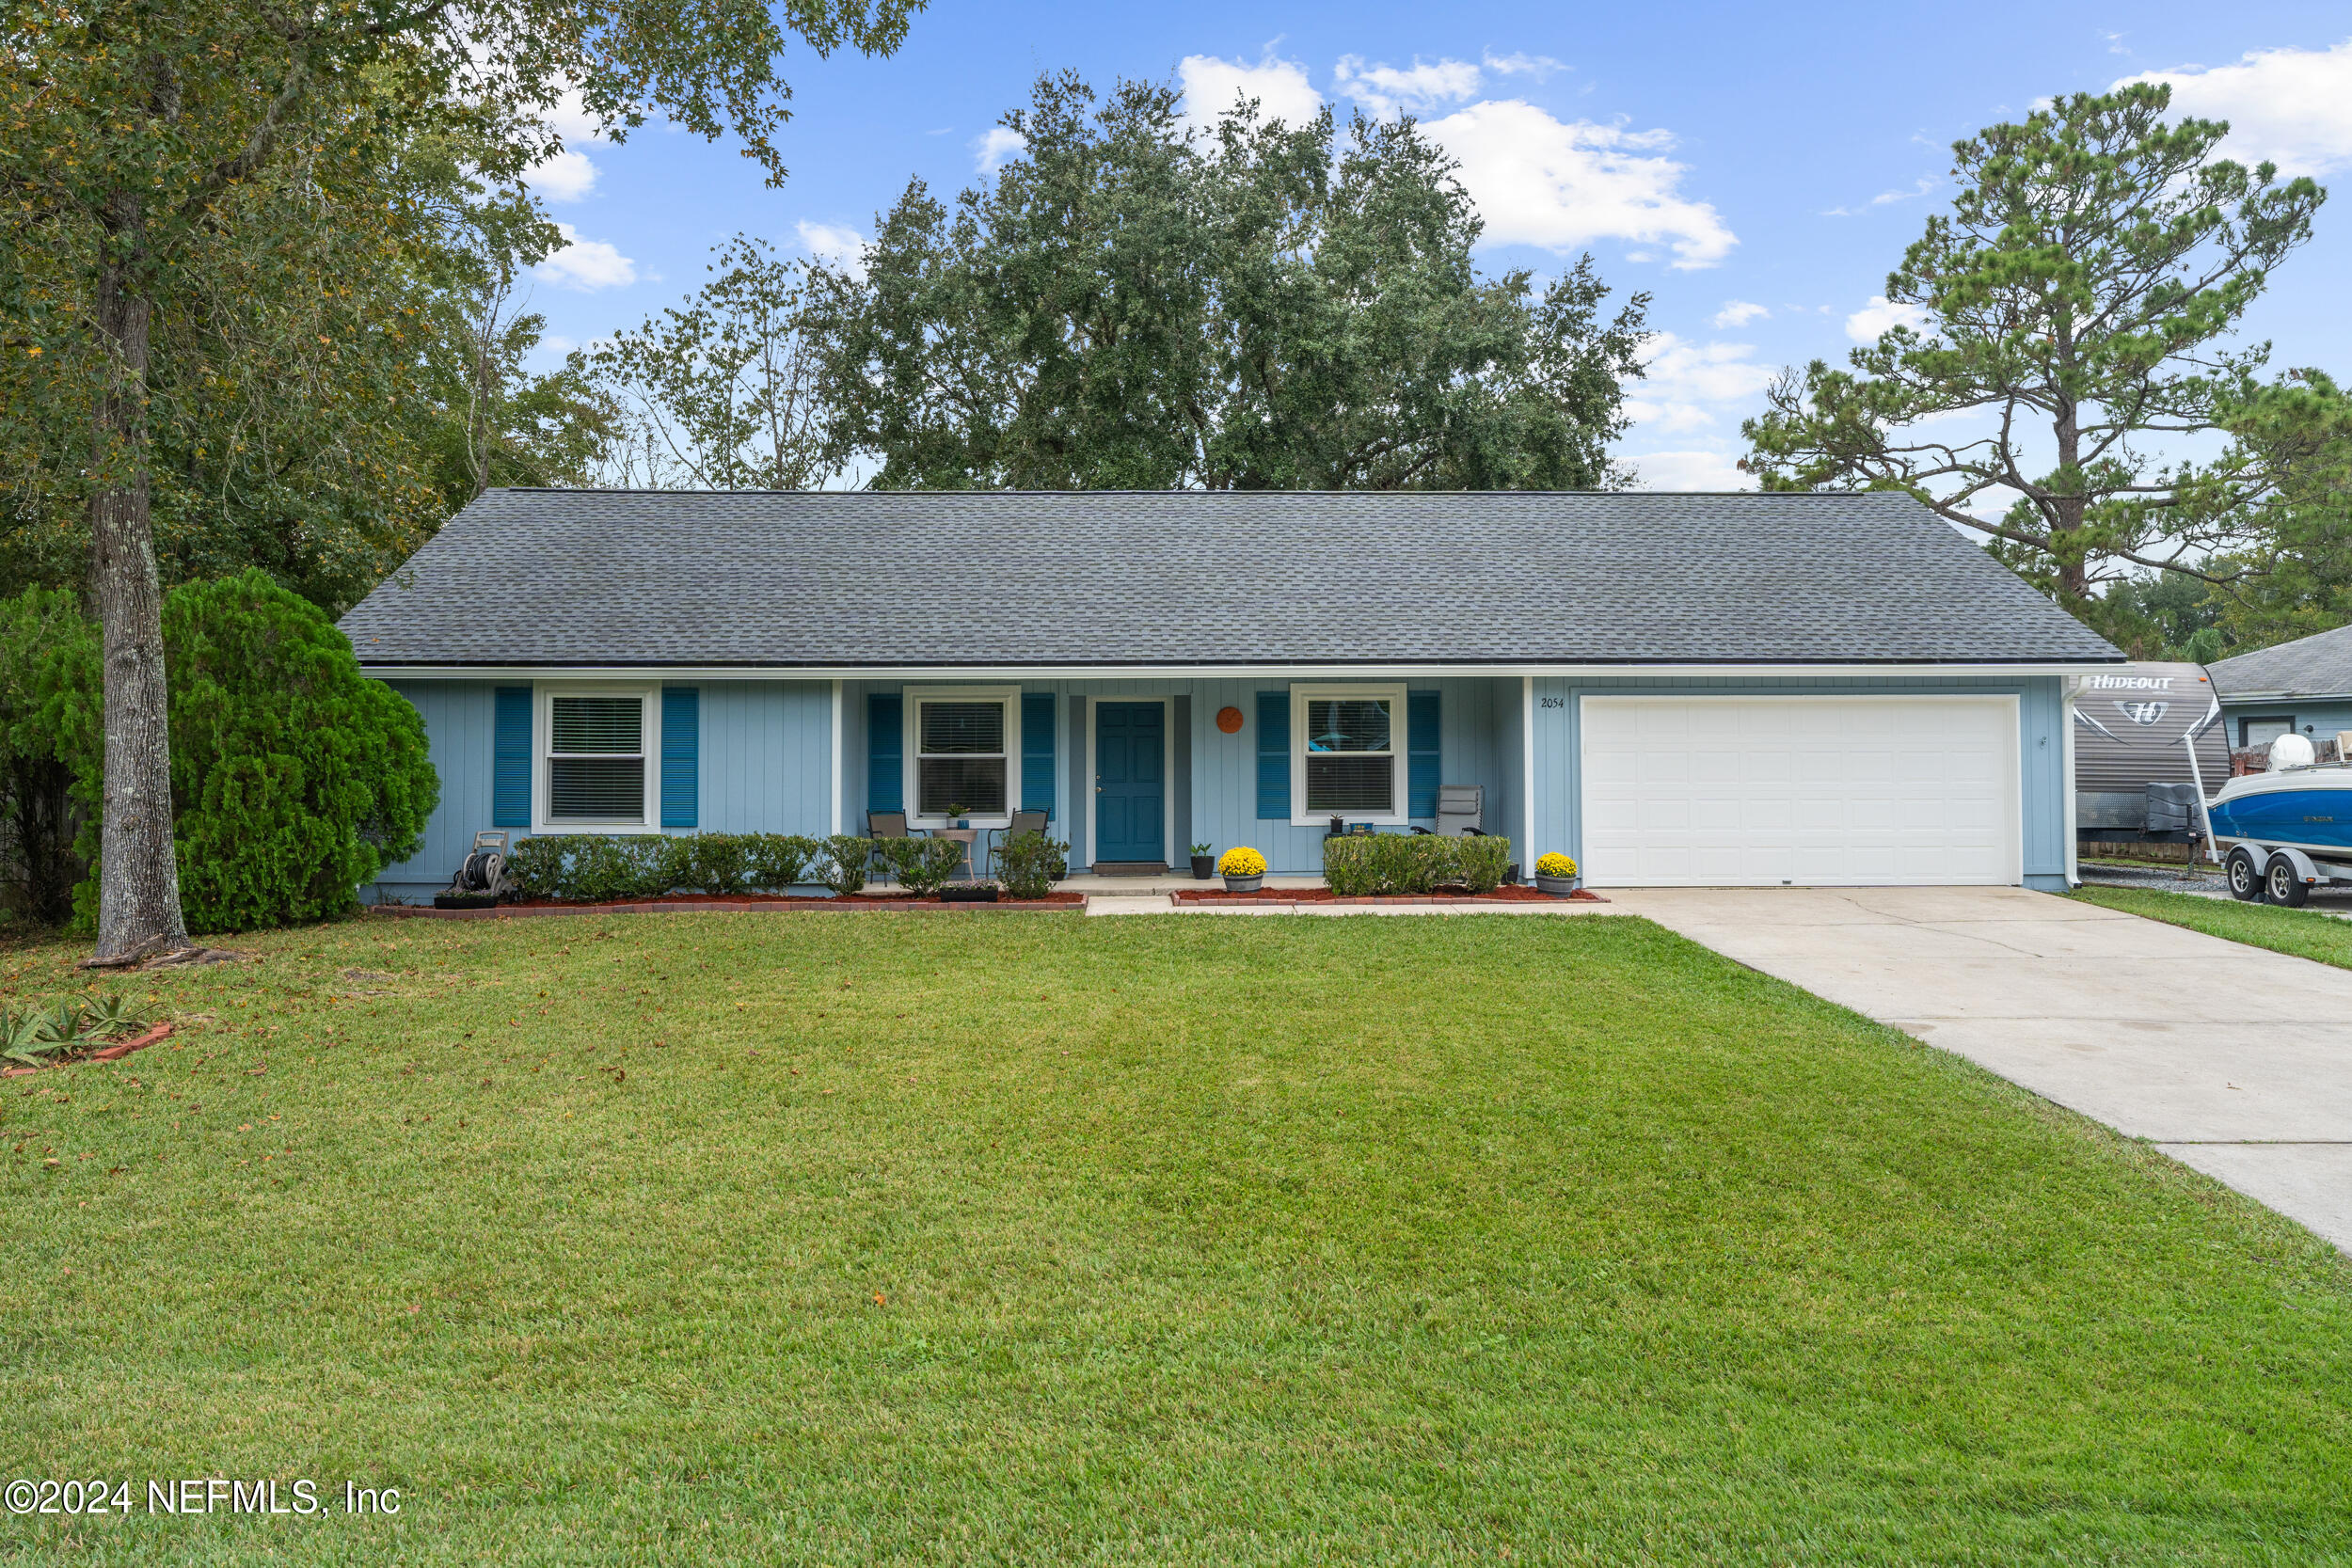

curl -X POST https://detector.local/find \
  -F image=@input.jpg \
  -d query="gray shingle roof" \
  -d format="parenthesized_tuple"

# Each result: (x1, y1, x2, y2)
(2208, 623, 2352, 700)
(339, 488, 2122, 668)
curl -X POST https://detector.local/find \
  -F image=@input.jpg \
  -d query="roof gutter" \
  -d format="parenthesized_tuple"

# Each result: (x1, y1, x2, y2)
(2213, 689, 2352, 705)
(358, 658, 2123, 681)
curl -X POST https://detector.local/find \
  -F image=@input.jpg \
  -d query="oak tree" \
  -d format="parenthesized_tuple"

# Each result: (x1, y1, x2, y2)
(0, 0, 922, 958)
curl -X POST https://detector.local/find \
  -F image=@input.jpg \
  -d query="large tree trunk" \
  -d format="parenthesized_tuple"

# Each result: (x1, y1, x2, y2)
(87, 190, 190, 961)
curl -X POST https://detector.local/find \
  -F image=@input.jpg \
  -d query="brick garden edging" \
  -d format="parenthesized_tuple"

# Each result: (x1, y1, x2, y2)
(372, 895, 1084, 921)
(1171, 889, 1605, 907)
(0, 1022, 176, 1078)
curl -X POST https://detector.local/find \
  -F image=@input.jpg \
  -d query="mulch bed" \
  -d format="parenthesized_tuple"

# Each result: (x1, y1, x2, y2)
(1173, 885, 1604, 905)
(377, 891, 1085, 920)
(1, 1022, 176, 1078)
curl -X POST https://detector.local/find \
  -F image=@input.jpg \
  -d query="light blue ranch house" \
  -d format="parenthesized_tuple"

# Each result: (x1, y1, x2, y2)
(339, 489, 2123, 899)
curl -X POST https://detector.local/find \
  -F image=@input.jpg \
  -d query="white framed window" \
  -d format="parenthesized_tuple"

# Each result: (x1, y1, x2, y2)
(537, 685, 660, 832)
(1291, 682, 1408, 825)
(903, 685, 1021, 828)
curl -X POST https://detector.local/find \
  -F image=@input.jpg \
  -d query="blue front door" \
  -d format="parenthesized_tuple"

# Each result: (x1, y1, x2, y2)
(1095, 703, 1166, 863)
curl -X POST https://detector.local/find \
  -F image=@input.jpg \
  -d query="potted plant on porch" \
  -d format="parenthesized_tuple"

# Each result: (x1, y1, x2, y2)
(1218, 846, 1266, 893)
(1534, 852, 1580, 896)
(1189, 842, 1216, 879)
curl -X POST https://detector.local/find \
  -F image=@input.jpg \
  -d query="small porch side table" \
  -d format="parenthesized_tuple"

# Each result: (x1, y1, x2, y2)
(932, 827, 979, 881)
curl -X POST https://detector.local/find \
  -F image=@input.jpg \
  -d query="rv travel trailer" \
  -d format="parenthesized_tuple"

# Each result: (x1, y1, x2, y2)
(2073, 663, 2229, 846)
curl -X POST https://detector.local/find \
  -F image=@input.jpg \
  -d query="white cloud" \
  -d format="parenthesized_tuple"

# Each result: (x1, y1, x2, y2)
(532, 224, 636, 291)
(797, 219, 868, 279)
(1482, 51, 1564, 80)
(1846, 294, 1931, 341)
(1621, 331, 1777, 434)
(2118, 39, 2352, 176)
(1712, 300, 1769, 329)
(527, 148, 598, 203)
(1623, 450, 1756, 491)
(1175, 51, 1324, 137)
(1422, 100, 1737, 268)
(1333, 54, 1484, 119)
(973, 126, 1027, 174)
(543, 83, 605, 146)
(1821, 178, 1935, 217)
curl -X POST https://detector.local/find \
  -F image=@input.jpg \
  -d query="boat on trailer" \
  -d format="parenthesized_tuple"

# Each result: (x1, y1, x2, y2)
(2198, 732, 2352, 905)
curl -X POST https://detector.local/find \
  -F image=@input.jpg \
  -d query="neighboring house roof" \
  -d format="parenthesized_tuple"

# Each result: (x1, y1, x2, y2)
(2208, 624, 2352, 702)
(340, 488, 2122, 669)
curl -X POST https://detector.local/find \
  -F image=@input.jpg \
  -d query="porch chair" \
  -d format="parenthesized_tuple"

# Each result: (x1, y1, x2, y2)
(1433, 784, 1486, 838)
(866, 809, 918, 883)
(986, 809, 1051, 879)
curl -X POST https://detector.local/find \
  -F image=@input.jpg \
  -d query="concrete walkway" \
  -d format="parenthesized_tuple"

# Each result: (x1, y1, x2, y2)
(1608, 886, 2352, 1254)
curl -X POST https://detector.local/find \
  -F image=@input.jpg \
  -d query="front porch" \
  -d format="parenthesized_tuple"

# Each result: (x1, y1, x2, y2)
(841, 676, 1528, 876)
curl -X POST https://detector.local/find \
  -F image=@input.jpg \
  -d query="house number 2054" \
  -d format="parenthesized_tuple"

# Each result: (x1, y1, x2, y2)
(1539, 697, 1565, 708)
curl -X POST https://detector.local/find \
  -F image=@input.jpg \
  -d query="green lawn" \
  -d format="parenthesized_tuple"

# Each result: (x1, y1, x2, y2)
(3, 912, 2347, 1565)
(2073, 884, 2352, 971)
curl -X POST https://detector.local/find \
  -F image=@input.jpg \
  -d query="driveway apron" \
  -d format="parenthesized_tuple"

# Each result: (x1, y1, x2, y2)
(1609, 885, 2352, 1253)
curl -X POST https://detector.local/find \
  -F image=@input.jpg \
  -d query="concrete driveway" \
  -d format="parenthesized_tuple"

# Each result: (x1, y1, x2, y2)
(1609, 885, 2352, 1253)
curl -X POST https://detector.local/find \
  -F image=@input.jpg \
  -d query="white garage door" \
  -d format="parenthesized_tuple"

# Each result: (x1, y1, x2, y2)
(1581, 695, 2021, 887)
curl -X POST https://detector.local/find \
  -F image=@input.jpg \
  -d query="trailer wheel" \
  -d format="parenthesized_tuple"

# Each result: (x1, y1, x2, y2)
(2224, 848, 2264, 901)
(2265, 856, 2312, 908)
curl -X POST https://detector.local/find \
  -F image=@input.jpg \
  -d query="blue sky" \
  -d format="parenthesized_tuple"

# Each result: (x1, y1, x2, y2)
(521, 0, 2352, 491)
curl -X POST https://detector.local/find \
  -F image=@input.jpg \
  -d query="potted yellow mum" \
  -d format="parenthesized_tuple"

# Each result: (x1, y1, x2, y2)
(1218, 846, 1267, 893)
(1534, 852, 1579, 896)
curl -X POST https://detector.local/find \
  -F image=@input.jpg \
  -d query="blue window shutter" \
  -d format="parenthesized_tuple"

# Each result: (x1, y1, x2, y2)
(660, 687, 699, 829)
(1021, 692, 1057, 816)
(1255, 690, 1290, 819)
(1407, 689, 1441, 818)
(492, 686, 532, 829)
(867, 692, 903, 814)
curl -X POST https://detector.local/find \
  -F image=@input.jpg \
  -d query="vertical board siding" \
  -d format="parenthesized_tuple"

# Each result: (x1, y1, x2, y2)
(696, 682, 833, 836)
(1529, 674, 2070, 888)
(373, 681, 499, 898)
(381, 673, 2066, 890)
(1170, 694, 1193, 856)
(491, 686, 532, 829)
(660, 687, 699, 829)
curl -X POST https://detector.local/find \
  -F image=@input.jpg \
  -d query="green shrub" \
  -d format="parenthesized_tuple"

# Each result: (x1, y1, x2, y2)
(1454, 835, 1513, 893)
(818, 835, 873, 895)
(87, 570, 439, 933)
(686, 833, 754, 895)
(880, 835, 970, 895)
(742, 833, 819, 892)
(0, 587, 101, 927)
(998, 831, 1069, 900)
(508, 832, 824, 900)
(1321, 832, 1513, 895)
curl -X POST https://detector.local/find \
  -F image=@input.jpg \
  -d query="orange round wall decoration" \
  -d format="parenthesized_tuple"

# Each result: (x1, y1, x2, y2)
(1216, 705, 1245, 735)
